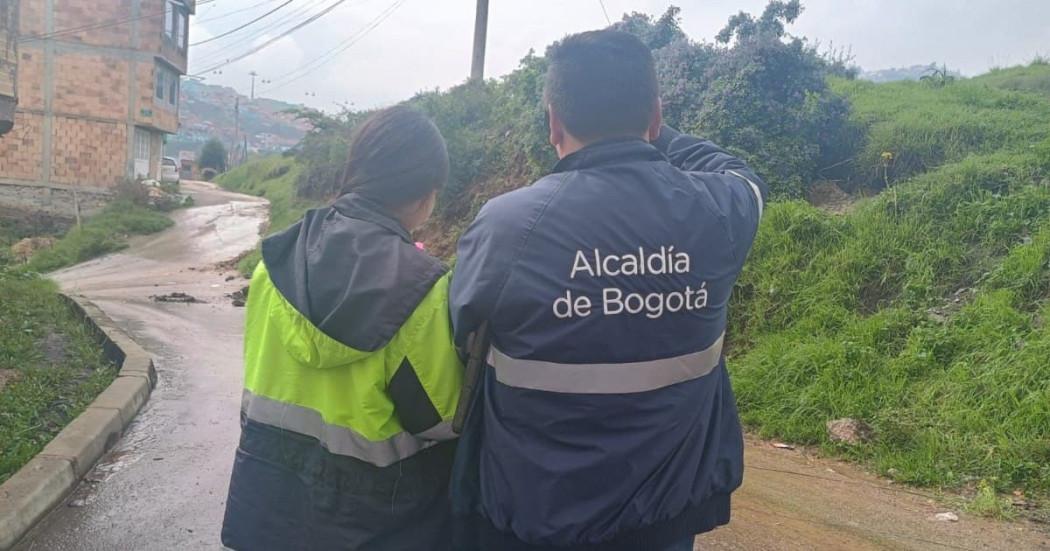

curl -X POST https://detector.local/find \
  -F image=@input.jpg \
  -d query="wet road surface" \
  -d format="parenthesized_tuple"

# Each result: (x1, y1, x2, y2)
(13, 181, 1050, 550)
(16, 182, 266, 550)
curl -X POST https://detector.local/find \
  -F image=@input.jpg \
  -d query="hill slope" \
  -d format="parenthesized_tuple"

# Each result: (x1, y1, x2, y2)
(164, 80, 310, 159)
(730, 72, 1050, 500)
(973, 59, 1050, 97)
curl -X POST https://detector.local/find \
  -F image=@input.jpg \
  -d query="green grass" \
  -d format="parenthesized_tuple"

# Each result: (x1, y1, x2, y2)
(831, 69, 1050, 190)
(216, 156, 320, 274)
(0, 270, 118, 483)
(1, 202, 157, 481)
(974, 59, 1050, 97)
(24, 201, 173, 273)
(728, 76, 1050, 500)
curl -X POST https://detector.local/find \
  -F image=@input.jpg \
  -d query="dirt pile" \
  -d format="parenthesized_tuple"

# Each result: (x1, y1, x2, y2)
(150, 292, 204, 304)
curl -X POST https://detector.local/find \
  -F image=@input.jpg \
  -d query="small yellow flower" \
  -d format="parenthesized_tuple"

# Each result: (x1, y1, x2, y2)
(880, 151, 894, 163)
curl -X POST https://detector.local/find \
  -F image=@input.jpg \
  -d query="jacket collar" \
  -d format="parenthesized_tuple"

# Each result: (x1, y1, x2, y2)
(551, 137, 665, 174)
(331, 193, 413, 243)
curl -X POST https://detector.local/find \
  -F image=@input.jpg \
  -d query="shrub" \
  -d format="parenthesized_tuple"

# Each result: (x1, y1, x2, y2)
(200, 138, 228, 173)
(287, 108, 366, 201)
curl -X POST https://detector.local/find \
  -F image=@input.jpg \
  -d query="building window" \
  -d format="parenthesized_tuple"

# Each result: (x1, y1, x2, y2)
(165, 1, 189, 52)
(155, 63, 180, 108)
(164, 2, 175, 39)
(176, 9, 187, 51)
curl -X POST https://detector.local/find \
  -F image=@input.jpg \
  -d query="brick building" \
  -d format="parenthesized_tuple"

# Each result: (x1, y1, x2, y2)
(0, 0, 17, 135)
(0, 0, 194, 218)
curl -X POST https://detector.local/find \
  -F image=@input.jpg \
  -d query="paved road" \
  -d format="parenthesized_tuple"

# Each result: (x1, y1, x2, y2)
(16, 182, 266, 550)
(14, 181, 1049, 550)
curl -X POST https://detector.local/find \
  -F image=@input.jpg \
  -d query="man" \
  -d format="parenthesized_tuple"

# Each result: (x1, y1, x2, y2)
(449, 30, 767, 551)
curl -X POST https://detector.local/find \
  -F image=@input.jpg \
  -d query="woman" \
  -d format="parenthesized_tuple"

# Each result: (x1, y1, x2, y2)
(222, 106, 463, 550)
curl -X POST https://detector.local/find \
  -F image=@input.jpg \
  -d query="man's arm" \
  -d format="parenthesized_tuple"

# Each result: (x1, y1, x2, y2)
(652, 125, 768, 262)
(449, 197, 519, 348)
(653, 125, 767, 202)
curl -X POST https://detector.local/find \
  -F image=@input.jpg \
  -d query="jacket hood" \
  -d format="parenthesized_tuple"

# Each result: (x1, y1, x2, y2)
(261, 193, 447, 363)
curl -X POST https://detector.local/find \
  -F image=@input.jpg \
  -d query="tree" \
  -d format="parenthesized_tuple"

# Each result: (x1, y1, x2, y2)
(285, 107, 366, 200)
(622, 2, 854, 198)
(612, 7, 686, 50)
(200, 138, 228, 173)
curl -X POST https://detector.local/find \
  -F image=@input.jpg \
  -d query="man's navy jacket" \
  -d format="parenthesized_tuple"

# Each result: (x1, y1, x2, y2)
(449, 127, 767, 551)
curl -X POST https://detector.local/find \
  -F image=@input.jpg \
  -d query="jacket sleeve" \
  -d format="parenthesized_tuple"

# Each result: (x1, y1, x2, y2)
(449, 196, 521, 348)
(652, 125, 767, 265)
(387, 274, 463, 440)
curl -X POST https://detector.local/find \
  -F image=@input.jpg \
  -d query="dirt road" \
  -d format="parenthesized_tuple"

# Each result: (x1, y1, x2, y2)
(13, 181, 1049, 550)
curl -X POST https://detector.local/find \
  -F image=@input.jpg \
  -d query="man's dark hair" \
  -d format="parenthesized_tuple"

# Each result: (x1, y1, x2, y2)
(544, 30, 659, 142)
(340, 105, 449, 206)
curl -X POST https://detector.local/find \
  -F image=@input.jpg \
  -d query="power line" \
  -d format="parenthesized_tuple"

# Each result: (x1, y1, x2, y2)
(258, 0, 405, 92)
(196, 0, 286, 24)
(191, 0, 332, 67)
(191, 0, 351, 77)
(598, 0, 612, 24)
(257, 0, 407, 95)
(20, 0, 219, 43)
(190, 0, 295, 46)
(192, 0, 340, 70)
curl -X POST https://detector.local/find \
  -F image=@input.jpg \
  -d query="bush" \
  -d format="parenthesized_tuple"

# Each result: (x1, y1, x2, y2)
(642, 1, 854, 198)
(200, 138, 228, 173)
(287, 108, 366, 201)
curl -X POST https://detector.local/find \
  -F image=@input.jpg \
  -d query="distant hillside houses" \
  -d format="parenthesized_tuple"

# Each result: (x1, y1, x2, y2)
(166, 80, 309, 158)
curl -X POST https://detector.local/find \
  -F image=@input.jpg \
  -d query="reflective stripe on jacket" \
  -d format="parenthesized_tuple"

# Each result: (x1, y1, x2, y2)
(222, 193, 464, 551)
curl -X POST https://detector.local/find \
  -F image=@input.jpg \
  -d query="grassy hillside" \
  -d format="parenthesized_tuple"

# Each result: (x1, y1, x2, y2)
(832, 69, 1050, 190)
(215, 155, 320, 274)
(730, 75, 1050, 502)
(974, 59, 1050, 97)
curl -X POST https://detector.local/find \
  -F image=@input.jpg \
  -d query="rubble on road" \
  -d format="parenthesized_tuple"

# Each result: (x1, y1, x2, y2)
(227, 286, 249, 307)
(150, 292, 204, 304)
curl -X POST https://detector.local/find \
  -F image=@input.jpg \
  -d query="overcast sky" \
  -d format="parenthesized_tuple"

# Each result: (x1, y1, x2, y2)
(187, 0, 1050, 111)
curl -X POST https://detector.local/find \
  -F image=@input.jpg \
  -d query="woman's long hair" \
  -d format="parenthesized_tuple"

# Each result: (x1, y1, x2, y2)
(340, 106, 449, 207)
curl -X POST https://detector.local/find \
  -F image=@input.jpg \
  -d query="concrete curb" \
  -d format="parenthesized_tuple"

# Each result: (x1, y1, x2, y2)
(0, 295, 157, 550)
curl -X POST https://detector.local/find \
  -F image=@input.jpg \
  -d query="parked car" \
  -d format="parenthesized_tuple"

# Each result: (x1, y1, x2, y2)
(160, 157, 180, 184)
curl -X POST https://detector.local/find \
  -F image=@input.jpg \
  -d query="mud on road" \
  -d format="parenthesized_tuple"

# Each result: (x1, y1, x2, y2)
(12, 181, 1049, 550)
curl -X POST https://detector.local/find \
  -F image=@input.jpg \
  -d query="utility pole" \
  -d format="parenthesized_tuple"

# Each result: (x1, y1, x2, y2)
(248, 71, 258, 100)
(232, 96, 240, 167)
(470, 0, 488, 81)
